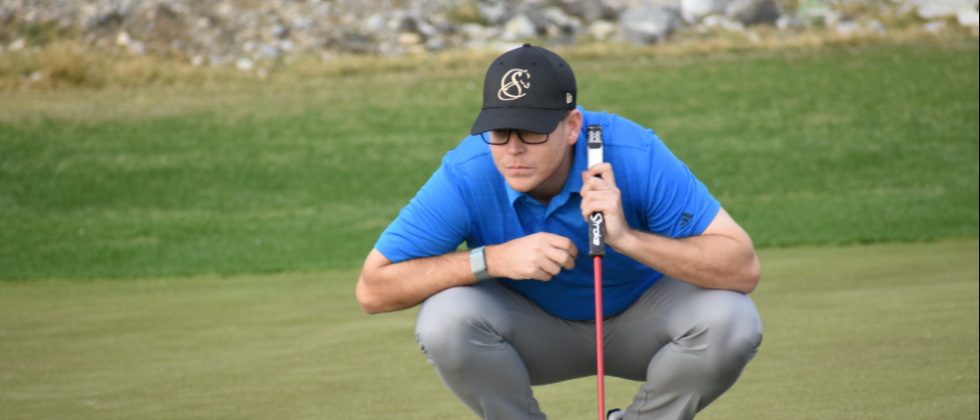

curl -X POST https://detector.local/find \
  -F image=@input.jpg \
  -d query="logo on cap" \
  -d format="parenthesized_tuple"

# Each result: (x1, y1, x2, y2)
(498, 69, 530, 101)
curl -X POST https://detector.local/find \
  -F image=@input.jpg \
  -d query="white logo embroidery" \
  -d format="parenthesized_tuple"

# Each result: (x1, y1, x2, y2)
(567, 93, 573, 104)
(588, 129, 601, 144)
(590, 213, 604, 246)
(498, 69, 531, 101)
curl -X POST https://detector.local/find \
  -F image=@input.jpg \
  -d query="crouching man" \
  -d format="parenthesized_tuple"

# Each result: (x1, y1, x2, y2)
(357, 44, 762, 420)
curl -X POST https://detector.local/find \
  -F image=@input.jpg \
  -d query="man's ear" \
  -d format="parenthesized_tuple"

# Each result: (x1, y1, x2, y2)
(566, 110, 583, 145)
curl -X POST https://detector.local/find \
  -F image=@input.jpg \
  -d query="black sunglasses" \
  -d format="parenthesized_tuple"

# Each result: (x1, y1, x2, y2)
(481, 130, 551, 145)
(480, 111, 572, 145)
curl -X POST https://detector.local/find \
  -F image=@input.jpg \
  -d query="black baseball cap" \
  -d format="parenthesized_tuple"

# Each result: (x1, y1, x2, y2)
(470, 44, 577, 135)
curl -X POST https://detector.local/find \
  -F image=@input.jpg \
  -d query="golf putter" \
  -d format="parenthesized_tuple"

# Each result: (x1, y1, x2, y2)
(586, 125, 607, 420)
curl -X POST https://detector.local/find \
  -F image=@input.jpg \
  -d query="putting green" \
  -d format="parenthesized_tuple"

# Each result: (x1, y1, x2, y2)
(1, 240, 976, 419)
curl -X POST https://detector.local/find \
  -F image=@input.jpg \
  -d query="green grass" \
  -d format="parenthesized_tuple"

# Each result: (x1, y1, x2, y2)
(1, 43, 978, 280)
(1, 240, 976, 420)
(0, 41, 976, 420)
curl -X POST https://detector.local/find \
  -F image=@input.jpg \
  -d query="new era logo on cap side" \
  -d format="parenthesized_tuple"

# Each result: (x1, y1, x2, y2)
(498, 69, 530, 101)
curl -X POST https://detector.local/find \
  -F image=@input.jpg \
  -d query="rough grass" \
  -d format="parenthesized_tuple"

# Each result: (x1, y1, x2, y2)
(0, 43, 225, 90)
(1, 26, 974, 91)
(0, 240, 976, 420)
(0, 42, 976, 280)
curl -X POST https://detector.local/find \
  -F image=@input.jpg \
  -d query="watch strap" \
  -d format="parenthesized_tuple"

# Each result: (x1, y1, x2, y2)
(469, 246, 491, 281)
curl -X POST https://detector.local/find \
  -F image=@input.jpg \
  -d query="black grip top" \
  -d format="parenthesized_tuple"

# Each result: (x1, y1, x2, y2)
(587, 125, 603, 150)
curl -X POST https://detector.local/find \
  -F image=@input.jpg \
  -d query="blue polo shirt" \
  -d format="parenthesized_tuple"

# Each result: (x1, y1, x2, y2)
(375, 108, 720, 321)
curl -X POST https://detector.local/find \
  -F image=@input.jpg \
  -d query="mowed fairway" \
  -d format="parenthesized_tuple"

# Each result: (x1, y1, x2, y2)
(1, 43, 977, 280)
(0, 241, 977, 420)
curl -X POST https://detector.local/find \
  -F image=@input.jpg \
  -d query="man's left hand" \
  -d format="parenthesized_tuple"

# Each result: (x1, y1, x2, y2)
(580, 163, 633, 250)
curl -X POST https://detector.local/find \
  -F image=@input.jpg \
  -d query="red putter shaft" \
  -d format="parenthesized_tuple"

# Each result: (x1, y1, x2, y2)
(594, 255, 605, 420)
(586, 125, 607, 420)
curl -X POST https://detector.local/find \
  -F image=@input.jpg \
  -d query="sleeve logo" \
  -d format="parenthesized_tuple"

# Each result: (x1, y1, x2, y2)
(680, 212, 693, 229)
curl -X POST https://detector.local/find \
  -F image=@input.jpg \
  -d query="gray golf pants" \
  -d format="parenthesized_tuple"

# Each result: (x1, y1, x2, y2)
(414, 278, 762, 420)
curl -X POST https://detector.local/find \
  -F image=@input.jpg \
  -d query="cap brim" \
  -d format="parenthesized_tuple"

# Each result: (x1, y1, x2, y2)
(470, 107, 567, 136)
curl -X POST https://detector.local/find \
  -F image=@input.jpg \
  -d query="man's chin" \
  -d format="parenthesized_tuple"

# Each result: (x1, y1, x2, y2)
(505, 177, 538, 193)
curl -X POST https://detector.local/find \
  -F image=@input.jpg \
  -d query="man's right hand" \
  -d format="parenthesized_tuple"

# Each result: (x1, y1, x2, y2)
(485, 233, 578, 281)
(357, 233, 577, 314)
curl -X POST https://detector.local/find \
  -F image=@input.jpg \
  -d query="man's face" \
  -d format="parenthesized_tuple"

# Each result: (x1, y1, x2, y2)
(487, 110, 582, 200)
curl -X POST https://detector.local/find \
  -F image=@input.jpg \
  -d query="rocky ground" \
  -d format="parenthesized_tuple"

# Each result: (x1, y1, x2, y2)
(1, 0, 978, 73)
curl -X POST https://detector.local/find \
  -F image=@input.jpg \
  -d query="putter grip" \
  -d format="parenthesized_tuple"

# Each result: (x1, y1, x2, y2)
(587, 125, 606, 258)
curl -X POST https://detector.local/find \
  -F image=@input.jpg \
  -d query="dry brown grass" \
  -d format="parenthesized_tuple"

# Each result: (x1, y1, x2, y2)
(0, 24, 975, 94)
(0, 42, 252, 91)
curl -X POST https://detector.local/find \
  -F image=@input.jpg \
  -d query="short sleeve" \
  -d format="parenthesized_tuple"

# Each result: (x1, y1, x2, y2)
(374, 162, 471, 263)
(644, 133, 721, 238)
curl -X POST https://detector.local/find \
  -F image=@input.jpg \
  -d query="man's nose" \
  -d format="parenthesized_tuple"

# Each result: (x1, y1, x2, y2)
(506, 132, 525, 155)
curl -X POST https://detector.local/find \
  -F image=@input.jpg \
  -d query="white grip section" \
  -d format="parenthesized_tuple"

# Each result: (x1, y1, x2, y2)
(588, 147, 603, 169)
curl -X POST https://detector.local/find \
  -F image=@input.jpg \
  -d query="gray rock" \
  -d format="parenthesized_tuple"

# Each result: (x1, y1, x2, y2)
(417, 20, 441, 38)
(501, 13, 538, 41)
(703, 15, 746, 31)
(923, 20, 946, 32)
(332, 32, 375, 54)
(916, 0, 978, 19)
(957, 9, 979, 27)
(270, 23, 288, 39)
(542, 6, 576, 27)
(461, 23, 493, 41)
(291, 17, 311, 31)
(235, 57, 255, 71)
(0, 0, 927, 61)
(563, 0, 606, 23)
(682, 0, 727, 23)
(735, 0, 781, 26)
(824, 11, 852, 29)
(393, 16, 420, 34)
(542, 6, 583, 36)
(362, 14, 387, 36)
(258, 43, 279, 59)
(516, 1, 554, 32)
(546, 33, 578, 47)
(619, 6, 680, 44)
(870, 19, 886, 33)
(725, 0, 755, 18)
(425, 36, 447, 50)
(479, 1, 513, 25)
(834, 20, 860, 35)
(588, 19, 618, 40)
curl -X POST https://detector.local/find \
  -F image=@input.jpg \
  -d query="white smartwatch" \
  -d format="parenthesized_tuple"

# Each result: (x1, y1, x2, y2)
(469, 246, 491, 281)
